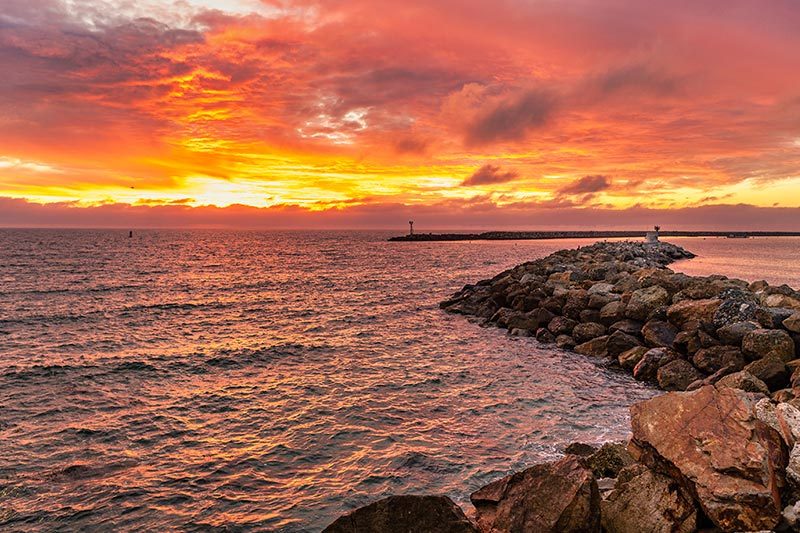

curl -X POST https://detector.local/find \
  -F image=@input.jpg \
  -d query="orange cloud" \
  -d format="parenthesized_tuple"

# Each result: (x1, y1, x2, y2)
(0, 0, 799, 226)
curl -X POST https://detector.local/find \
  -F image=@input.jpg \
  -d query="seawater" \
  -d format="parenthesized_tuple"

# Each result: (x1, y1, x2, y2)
(1, 230, 796, 531)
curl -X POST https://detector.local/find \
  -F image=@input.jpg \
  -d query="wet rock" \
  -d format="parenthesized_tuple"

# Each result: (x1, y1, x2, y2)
(575, 336, 609, 357)
(626, 285, 670, 321)
(579, 308, 602, 324)
(600, 301, 626, 325)
(564, 442, 597, 456)
(618, 346, 648, 370)
(756, 306, 796, 329)
(716, 320, 758, 345)
(536, 327, 556, 344)
(657, 359, 705, 391)
(601, 464, 697, 533)
(666, 298, 722, 329)
(588, 292, 619, 310)
(713, 299, 758, 329)
(716, 370, 770, 395)
(556, 334, 576, 350)
(548, 316, 577, 336)
(606, 330, 641, 357)
(784, 312, 800, 334)
(629, 385, 787, 532)
(582, 442, 634, 478)
(641, 320, 678, 348)
(633, 348, 680, 382)
(323, 495, 479, 533)
(742, 328, 796, 362)
(744, 356, 789, 391)
(470, 455, 600, 533)
(692, 345, 745, 374)
(608, 319, 642, 336)
(573, 322, 607, 344)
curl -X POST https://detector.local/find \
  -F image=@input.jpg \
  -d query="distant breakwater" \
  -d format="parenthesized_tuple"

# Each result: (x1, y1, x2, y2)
(326, 240, 800, 532)
(388, 230, 800, 241)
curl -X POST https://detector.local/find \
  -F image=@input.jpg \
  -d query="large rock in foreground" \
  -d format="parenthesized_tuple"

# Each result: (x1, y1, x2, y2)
(629, 385, 787, 532)
(323, 495, 479, 533)
(470, 455, 600, 533)
(601, 464, 697, 533)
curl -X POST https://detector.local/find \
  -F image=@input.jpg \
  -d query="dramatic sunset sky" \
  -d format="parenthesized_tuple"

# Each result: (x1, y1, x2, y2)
(1, 0, 799, 228)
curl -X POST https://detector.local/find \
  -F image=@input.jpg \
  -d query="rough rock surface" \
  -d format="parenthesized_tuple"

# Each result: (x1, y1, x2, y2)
(656, 359, 704, 391)
(629, 385, 787, 532)
(323, 495, 479, 533)
(442, 240, 800, 396)
(601, 464, 697, 533)
(470, 455, 600, 533)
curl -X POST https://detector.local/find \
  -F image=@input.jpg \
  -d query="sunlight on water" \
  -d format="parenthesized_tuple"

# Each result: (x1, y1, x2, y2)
(7, 232, 796, 530)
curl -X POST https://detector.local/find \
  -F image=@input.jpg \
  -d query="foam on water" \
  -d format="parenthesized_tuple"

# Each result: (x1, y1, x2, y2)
(1, 230, 795, 531)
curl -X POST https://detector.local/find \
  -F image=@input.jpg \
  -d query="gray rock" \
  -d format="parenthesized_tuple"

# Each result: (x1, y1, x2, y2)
(618, 346, 648, 370)
(716, 371, 770, 395)
(633, 348, 680, 382)
(742, 328, 796, 362)
(606, 330, 641, 357)
(657, 359, 705, 391)
(608, 319, 643, 336)
(556, 334, 576, 349)
(323, 495, 479, 533)
(692, 345, 745, 374)
(601, 464, 697, 533)
(756, 306, 796, 328)
(470, 455, 600, 533)
(716, 320, 758, 345)
(573, 322, 607, 344)
(626, 286, 670, 321)
(575, 336, 609, 357)
(744, 356, 789, 391)
(641, 320, 678, 348)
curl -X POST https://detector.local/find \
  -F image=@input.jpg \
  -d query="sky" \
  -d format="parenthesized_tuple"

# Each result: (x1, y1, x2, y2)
(1, 0, 799, 229)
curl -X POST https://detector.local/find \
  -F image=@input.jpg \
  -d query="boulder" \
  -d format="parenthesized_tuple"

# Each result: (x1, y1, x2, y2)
(573, 322, 607, 344)
(666, 298, 721, 329)
(618, 346, 648, 370)
(629, 386, 788, 532)
(641, 320, 678, 348)
(691, 345, 745, 375)
(657, 359, 704, 391)
(470, 455, 600, 533)
(608, 319, 643, 336)
(580, 442, 634, 479)
(762, 293, 800, 310)
(744, 356, 789, 391)
(323, 495, 479, 533)
(756, 306, 796, 329)
(548, 316, 577, 336)
(588, 292, 619, 310)
(600, 301, 626, 325)
(606, 330, 641, 357)
(633, 348, 680, 382)
(574, 336, 609, 357)
(672, 330, 702, 355)
(556, 334, 576, 350)
(785, 312, 800, 334)
(626, 286, 670, 321)
(716, 321, 758, 346)
(601, 464, 697, 533)
(587, 282, 615, 295)
(713, 298, 758, 329)
(742, 328, 796, 362)
(579, 309, 602, 324)
(715, 370, 770, 395)
(536, 328, 556, 343)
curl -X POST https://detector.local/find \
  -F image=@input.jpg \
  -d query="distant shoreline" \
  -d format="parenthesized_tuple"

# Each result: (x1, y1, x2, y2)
(389, 230, 800, 241)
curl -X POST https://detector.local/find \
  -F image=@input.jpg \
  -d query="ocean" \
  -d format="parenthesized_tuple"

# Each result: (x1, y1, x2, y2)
(0, 230, 797, 531)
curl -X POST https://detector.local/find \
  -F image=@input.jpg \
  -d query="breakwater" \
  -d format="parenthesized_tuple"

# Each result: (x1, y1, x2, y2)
(326, 240, 800, 532)
(388, 230, 800, 241)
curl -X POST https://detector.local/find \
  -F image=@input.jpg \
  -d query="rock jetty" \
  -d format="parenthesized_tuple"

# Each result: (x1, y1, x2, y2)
(441, 240, 799, 394)
(325, 241, 800, 532)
